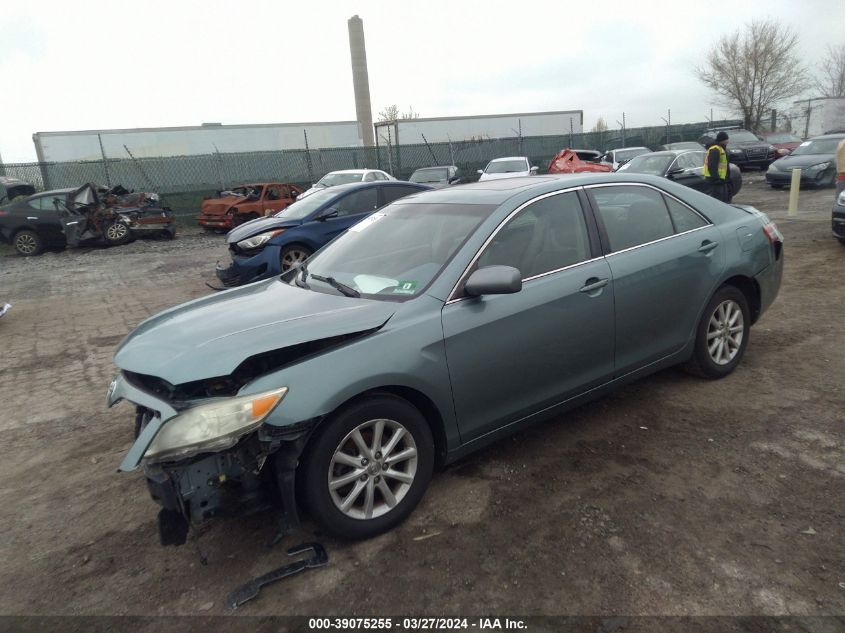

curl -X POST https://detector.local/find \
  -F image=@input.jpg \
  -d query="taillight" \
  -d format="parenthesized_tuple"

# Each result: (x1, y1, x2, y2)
(762, 222, 782, 244)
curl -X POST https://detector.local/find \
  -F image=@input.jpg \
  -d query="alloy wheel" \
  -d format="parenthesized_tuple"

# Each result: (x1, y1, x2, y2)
(15, 233, 37, 255)
(327, 418, 418, 520)
(707, 299, 744, 365)
(106, 223, 129, 241)
(281, 248, 309, 271)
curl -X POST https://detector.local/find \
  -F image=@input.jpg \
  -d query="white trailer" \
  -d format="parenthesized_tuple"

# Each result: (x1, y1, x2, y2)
(32, 121, 363, 163)
(374, 110, 583, 146)
(791, 97, 845, 138)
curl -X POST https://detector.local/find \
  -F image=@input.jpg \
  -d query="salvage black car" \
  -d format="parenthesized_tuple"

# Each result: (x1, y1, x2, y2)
(616, 149, 742, 199)
(698, 127, 776, 170)
(0, 176, 36, 204)
(0, 183, 175, 256)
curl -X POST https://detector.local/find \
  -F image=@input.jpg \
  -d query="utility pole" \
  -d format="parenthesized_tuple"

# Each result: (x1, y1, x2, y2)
(616, 113, 626, 148)
(803, 98, 813, 139)
(303, 129, 314, 184)
(660, 109, 671, 145)
(98, 133, 111, 187)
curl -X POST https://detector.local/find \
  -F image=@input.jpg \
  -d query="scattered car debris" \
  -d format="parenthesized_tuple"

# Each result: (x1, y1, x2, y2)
(801, 527, 817, 535)
(0, 303, 10, 318)
(225, 542, 328, 609)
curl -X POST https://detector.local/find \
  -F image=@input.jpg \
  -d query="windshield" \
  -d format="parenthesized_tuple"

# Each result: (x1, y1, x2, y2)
(724, 130, 760, 143)
(617, 154, 673, 175)
(409, 168, 448, 183)
(317, 172, 365, 187)
(484, 159, 528, 174)
(790, 138, 842, 156)
(274, 188, 339, 220)
(299, 202, 494, 299)
(616, 148, 650, 162)
(766, 133, 801, 144)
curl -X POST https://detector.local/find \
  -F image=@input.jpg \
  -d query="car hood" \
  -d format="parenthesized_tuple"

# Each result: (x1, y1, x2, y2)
(479, 171, 530, 181)
(201, 195, 247, 215)
(227, 215, 303, 243)
(114, 280, 397, 385)
(770, 153, 834, 169)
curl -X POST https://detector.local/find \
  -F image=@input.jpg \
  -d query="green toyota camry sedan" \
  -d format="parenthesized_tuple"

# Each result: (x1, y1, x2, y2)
(108, 174, 783, 544)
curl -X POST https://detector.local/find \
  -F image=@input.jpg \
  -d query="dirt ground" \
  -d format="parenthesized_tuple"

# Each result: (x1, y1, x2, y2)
(0, 179, 843, 620)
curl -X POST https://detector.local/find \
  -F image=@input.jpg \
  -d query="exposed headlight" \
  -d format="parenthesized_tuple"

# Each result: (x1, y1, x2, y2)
(236, 229, 285, 250)
(144, 387, 288, 463)
(768, 163, 779, 172)
(807, 162, 830, 172)
(838, 190, 845, 206)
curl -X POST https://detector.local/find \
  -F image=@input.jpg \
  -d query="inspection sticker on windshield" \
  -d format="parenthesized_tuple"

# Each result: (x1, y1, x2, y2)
(349, 212, 387, 232)
(393, 281, 418, 295)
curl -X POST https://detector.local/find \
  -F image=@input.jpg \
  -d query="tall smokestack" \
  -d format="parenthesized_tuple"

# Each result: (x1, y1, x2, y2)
(347, 15, 374, 147)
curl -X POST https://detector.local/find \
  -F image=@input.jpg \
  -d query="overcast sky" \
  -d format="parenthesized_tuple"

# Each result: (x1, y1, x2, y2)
(1, 0, 841, 162)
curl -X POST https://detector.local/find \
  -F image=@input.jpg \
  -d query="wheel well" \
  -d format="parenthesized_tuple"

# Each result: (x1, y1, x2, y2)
(722, 275, 761, 324)
(312, 386, 449, 469)
(280, 241, 313, 254)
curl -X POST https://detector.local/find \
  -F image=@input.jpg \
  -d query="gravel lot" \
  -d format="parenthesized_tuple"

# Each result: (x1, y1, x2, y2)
(1, 179, 843, 619)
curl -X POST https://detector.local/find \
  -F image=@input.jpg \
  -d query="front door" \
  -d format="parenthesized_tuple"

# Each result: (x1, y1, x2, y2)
(442, 190, 615, 443)
(312, 186, 381, 243)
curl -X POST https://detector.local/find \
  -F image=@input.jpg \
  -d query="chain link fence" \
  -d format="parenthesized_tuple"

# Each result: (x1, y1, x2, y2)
(0, 119, 740, 218)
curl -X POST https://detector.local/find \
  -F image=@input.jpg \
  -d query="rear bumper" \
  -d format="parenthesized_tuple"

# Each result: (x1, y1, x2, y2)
(754, 244, 784, 319)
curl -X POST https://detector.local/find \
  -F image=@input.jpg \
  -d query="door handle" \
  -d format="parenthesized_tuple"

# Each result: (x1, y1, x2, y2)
(579, 278, 609, 293)
(698, 240, 719, 253)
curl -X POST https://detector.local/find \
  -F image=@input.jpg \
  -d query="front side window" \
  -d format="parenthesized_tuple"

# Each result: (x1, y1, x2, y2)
(591, 186, 674, 252)
(477, 192, 591, 279)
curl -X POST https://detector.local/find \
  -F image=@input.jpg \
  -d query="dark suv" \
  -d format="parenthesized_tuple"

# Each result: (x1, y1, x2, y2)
(698, 127, 776, 170)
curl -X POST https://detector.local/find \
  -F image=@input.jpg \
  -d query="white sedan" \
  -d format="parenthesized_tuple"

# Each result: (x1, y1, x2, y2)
(298, 169, 395, 199)
(477, 156, 538, 181)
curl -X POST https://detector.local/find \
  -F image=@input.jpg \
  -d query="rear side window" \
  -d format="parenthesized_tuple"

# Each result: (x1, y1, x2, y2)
(477, 191, 591, 279)
(664, 195, 708, 233)
(381, 185, 423, 204)
(591, 186, 674, 252)
(334, 188, 379, 216)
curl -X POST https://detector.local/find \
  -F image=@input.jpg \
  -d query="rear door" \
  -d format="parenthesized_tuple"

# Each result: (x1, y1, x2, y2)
(441, 189, 615, 442)
(586, 184, 724, 375)
(29, 193, 68, 244)
(312, 186, 381, 244)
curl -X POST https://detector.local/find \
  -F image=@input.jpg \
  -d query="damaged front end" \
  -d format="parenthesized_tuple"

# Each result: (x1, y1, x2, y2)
(110, 372, 315, 546)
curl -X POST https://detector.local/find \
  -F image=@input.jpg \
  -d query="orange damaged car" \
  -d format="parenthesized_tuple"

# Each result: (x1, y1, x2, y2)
(197, 183, 303, 231)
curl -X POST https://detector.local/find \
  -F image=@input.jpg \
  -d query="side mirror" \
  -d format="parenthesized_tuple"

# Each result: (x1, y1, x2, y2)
(464, 266, 522, 297)
(668, 167, 685, 177)
(449, 177, 462, 184)
(477, 169, 484, 175)
(529, 166, 539, 174)
(318, 208, 339, 221)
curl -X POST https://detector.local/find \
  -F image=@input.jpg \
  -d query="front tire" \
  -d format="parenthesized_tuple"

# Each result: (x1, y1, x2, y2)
(280, 244, 312, 272)
(686, 285, 751, 379)
(301, 394, 434, 539)
(14, 229, 43, 256)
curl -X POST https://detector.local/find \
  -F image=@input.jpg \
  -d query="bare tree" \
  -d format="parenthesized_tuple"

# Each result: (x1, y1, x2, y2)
(377, 104, 420, 123)
(591, 117, 608, 133)
(815, 44, 845, 97)
(695, 19, 810, 131)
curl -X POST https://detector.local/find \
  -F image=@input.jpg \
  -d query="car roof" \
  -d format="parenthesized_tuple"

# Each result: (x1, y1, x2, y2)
(403, 173, 682, 206)
(636, 149, 699, 158)
(315, 181, 425, 196)
(412, 166, 455, 170)
(35, 188, 76, 195)
(614, 146, 650, 151)
(488, 156, 528, 162)
(326, 169, 380, 175)
(811, 133, 845, 140)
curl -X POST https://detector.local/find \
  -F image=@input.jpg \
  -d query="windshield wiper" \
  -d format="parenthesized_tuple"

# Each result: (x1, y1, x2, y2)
(310, 273, 360, 297)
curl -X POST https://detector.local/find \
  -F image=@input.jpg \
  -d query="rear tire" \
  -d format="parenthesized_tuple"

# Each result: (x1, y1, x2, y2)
(13, 229, 43, 256)
(769, 184, 784, 189)
(301, 394, 434, 540)
(685, 285, 750, 379)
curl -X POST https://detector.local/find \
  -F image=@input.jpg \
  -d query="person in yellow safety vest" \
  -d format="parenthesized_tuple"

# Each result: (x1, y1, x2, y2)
(704, 131, 730, 202)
